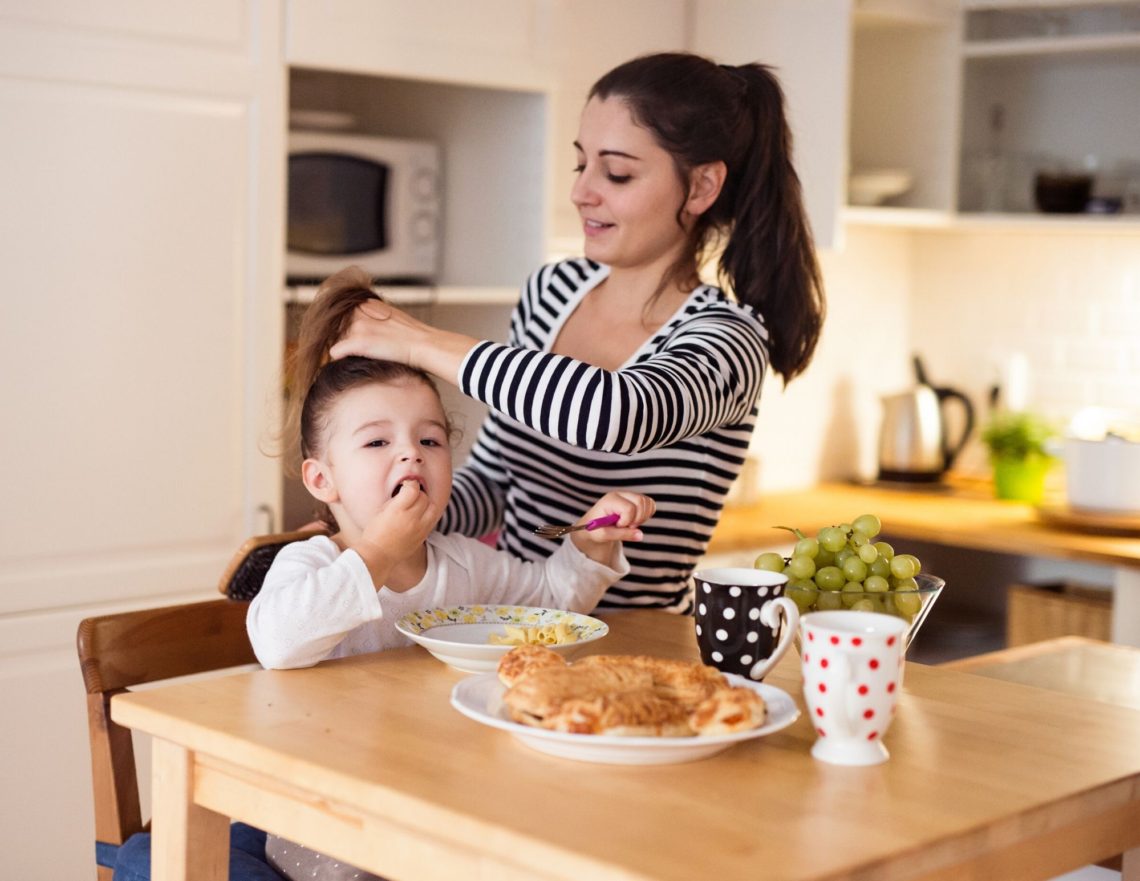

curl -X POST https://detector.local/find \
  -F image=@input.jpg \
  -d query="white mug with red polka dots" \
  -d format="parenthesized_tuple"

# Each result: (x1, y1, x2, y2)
(800, 610, 908, 766)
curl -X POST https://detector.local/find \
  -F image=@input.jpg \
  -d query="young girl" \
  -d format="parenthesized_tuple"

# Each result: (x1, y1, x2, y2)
(329, 52, 826, 614)
(248, 265, 654, 671)
(249, 267, 653, 881)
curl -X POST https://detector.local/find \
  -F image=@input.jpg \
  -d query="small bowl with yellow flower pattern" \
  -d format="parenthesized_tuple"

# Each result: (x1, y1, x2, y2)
(395, 605, 608, 674)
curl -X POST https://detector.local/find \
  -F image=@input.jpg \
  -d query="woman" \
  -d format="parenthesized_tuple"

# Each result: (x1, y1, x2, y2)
(330, 52, 825, 613)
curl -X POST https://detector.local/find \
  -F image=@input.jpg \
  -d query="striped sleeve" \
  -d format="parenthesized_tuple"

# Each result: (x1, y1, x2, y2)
(458, 309, 767, 455)
(438, 412, 508, 536)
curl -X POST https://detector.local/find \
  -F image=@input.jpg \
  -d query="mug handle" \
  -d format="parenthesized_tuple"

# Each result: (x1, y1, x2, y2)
(748, 597, 800, 681)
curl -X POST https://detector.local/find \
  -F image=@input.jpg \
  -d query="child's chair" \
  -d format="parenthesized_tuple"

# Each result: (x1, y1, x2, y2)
(76, 598, 281, 881)
(217, 527, 326, 600)
(77, 527, 325, 878)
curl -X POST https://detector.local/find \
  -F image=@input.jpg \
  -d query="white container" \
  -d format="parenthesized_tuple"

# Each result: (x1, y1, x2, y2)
(1064, 437, 1140, 514)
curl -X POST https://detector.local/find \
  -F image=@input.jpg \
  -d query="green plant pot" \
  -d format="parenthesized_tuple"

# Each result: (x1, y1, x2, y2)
(992, 455, 1053, 504)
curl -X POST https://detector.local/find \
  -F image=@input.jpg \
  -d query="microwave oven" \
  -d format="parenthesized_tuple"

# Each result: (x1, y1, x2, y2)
(286, 131, 441, 284)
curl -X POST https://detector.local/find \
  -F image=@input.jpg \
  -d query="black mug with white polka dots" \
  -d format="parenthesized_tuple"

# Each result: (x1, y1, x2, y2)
(692, 568, 800, 680)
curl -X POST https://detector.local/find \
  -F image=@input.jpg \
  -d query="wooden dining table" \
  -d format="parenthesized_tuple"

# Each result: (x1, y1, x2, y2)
(112, 609, 1140, 881)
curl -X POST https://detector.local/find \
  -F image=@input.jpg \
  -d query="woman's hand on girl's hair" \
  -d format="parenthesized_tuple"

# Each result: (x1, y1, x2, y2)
(330, 301, 482, 388)
(329, 301, 421, 365)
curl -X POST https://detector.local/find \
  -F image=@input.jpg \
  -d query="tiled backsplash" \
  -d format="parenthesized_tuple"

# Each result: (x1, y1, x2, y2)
(910, 226, 1140, 473)
(748, 223, 1140, 494)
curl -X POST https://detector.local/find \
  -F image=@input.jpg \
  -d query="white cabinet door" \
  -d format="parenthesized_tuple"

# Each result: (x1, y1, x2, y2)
(0, 0, 285, 612)
(0, 2, 285, 876)
(287, 0, 549, 90)
(691, 0, 852, 249)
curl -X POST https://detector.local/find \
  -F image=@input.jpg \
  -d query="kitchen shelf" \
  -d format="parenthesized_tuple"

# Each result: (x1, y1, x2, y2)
(284, 284, 518, 306)
(963, 1, 1140, 56)
(843, 206, 956, 227)
(844, 207, 1140, 232)
(964, 30, 1140, 55)
(951, 211, 1140, 231)
(854, 0, 960, 27)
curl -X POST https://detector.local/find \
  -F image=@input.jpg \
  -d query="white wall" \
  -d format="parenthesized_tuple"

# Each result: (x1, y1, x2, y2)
(746, 226, 917, 495)
(910, 225, 1140, 472)
(744, 222, 1140, 496)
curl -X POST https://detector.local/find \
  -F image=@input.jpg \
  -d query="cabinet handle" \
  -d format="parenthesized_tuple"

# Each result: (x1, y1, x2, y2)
(256, 503, 275, 535)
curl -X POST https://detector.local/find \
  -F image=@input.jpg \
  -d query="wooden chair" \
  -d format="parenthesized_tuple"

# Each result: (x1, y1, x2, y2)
(78, 527, 325, 878)
(77, 598, 259, 880)
(217, 527, 325, 600)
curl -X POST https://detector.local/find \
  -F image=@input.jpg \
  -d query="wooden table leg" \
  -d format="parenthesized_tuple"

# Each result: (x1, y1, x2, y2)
(151, 739, 230, 881)
(1112, 568, 1140, 648)
(1123, 845, 1139, 881)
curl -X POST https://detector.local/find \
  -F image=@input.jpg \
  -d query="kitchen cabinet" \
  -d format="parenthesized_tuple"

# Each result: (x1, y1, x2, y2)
(0, 2, 285, 878)
(848, 1, 963, 215)
(286, 0, 690, 281)
(287, 66, 548, 291)
(286, 0, 549, 91)
(692, 0, 853, 249)
(722, 0, 1140, 239)
(958, 1, 1140, 215)
(692, 0, 964, 247)
(843, 0, 1140, 229)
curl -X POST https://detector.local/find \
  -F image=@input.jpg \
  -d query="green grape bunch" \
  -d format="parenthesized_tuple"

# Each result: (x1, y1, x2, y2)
(753, 513, 926, 622)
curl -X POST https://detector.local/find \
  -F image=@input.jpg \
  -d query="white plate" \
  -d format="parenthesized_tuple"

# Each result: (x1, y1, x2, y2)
(395, 605, 608, 674)
(450, 673, 799, 765)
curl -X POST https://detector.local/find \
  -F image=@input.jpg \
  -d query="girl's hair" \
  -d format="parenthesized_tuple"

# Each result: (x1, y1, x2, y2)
(589, 52, 825, 383)
(282, 266, 445, 469)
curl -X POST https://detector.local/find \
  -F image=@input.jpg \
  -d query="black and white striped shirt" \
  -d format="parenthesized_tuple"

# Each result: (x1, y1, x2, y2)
(440, 258, 768, 613)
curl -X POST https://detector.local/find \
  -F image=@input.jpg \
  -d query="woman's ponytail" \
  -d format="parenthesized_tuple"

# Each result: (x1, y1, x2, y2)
(719, 63, 824, 384)
(589, 53, 825, 384)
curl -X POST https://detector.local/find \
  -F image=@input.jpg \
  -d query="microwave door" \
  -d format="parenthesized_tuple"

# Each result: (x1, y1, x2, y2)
(288, 153, 389, 257)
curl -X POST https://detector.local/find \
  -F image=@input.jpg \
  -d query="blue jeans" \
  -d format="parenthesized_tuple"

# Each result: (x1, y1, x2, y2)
(111, 822, 285, 881)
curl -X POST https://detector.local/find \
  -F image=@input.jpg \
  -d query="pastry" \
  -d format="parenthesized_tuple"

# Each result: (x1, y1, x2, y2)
(546, 691, 693, 737)
(496, 642, 568, 687)
(497, 646, 767, 737)
(502, 661, 652, 727)
(690, 686, 768, 735)
(575, 654, 728, 705)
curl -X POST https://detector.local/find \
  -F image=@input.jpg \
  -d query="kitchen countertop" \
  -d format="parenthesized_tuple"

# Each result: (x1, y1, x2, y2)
(710, 478, 1140, 569)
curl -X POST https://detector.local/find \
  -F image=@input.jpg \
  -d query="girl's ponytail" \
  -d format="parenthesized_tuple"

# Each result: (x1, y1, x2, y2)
(280, 265, 381, 472)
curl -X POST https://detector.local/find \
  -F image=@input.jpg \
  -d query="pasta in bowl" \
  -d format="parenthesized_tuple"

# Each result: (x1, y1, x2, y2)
(395, 605, 608, 674)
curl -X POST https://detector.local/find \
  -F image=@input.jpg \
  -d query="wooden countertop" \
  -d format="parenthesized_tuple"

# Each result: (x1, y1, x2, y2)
(710, 479, 1140, 569)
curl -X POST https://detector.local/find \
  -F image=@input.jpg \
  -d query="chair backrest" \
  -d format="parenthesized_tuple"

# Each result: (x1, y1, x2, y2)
(217, 527, 325, 600)
(76, 598, 256, 881)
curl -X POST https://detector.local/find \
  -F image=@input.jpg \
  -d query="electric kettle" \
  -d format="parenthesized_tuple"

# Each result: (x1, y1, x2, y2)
(878, 356, 975, 483)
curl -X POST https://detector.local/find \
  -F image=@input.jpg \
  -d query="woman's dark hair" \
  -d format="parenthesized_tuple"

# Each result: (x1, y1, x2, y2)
(279, 266, 449, 531)
(589, 52, 825, 383)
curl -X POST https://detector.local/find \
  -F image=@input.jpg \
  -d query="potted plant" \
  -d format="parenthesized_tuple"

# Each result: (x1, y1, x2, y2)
(981, 411, 1058, 503)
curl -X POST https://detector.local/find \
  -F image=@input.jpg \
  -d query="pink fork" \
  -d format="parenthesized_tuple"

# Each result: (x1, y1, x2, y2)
(533, 512, 621, 539)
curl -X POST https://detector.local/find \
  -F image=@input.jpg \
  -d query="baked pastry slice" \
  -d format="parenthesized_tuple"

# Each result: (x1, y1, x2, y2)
(547, 690, 693, 737)
(689, 687, 767, 736)
(496, 647, 767, 738)
(576, 654, 729, 705)
(496, 643, 567, 687)
(502, 662, 653, 728)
